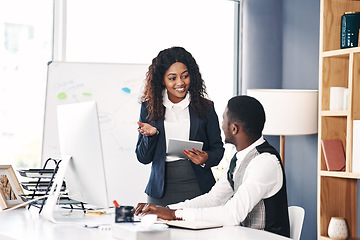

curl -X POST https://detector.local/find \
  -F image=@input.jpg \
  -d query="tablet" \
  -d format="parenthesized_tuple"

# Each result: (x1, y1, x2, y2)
(166, 220, 223, 230)
(167, 138, 203, 158)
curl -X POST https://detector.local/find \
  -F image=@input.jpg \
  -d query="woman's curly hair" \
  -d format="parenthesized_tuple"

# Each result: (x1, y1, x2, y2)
(141, 46, 212, 121)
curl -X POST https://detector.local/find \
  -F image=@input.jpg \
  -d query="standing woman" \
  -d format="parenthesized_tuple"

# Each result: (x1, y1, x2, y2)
(136, 46, 224, 206)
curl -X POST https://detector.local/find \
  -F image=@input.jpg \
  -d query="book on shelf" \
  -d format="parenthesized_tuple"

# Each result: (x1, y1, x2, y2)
(353, 120, 360, 173)
(321, 139, 345, 171)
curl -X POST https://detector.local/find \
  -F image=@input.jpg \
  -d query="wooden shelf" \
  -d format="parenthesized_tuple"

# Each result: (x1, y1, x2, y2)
(320, 110, 349, 116)
(318, 0, 360, 239)
(320, 236, 360, 240)
(320, 170, 360, 179)
(322, 47, 360, 58)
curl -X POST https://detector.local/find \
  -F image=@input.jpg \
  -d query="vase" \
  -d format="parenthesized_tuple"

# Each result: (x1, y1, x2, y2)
(328, 217, 348, 240)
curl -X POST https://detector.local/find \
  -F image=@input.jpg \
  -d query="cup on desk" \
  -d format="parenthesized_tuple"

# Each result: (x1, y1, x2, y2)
(115, 205, 135, 223)
(330, 87, 348, 111)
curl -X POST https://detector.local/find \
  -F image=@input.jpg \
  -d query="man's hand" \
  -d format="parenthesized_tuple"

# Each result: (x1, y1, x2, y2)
(134, 203, 177, 221)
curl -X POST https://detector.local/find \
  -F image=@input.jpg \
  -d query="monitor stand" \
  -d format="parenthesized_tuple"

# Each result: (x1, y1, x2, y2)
(40, 155, 113, 225)
(40, 155, 71, 223)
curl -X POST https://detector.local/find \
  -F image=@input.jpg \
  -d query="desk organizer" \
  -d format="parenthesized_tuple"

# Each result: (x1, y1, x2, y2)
(18, 158, 85, 213)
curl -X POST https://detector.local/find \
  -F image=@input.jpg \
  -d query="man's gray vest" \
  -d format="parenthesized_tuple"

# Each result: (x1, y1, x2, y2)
(233, 140, 290, 238)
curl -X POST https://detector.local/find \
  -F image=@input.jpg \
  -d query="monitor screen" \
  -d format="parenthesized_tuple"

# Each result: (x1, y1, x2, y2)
(56, 101, 110, 208)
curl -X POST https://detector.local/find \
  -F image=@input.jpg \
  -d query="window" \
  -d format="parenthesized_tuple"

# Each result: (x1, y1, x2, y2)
(0, 0, 53, 169)
(65, 0, 236, 116)
(0, 0, 238, 169)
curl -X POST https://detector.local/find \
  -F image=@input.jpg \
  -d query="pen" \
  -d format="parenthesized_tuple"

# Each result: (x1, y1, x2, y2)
(84, 224, 111, 230)
(113, 200, 120, 208)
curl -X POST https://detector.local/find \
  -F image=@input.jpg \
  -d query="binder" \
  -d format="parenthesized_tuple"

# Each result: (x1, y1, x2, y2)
(321, 139, 345, 171)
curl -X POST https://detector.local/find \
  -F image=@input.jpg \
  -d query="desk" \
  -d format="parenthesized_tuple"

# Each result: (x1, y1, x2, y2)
(0, 208, 291, 240)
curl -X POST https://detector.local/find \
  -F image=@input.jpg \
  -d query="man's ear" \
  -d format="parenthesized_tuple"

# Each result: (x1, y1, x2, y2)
(232, 122, 240, 135)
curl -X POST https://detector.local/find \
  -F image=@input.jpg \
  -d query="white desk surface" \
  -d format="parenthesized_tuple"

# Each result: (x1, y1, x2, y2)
(0, 208, 291, 240)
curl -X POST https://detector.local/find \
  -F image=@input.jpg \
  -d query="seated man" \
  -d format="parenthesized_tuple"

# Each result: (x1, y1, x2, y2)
(135, 95, 290, 238)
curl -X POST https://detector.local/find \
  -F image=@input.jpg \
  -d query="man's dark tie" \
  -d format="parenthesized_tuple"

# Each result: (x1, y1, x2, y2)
(227, 153, 237, 190)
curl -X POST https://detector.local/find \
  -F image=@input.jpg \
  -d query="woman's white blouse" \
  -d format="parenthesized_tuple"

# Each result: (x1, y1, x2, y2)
(162, 90, 190, 162)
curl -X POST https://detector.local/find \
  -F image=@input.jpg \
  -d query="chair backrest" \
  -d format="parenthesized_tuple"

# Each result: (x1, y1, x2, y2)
(288, 206, 305, 240)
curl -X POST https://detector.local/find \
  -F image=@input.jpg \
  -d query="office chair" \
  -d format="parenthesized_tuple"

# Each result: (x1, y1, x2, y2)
(288, 206, 305, 240)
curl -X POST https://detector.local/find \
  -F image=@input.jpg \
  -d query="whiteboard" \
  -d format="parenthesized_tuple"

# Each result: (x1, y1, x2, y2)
(42, 61, 150, 205)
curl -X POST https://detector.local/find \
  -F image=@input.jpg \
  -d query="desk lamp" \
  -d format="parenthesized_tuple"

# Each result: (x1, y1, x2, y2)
(247, 89, 318, 165)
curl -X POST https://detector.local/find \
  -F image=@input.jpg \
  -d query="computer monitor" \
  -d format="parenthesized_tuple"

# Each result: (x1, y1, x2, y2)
(41, 101, 110, 222)
(57, 101, 110, 208)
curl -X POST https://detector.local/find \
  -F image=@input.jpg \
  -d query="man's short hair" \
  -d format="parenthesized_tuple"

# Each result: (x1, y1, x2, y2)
(227, 95, 266, 138)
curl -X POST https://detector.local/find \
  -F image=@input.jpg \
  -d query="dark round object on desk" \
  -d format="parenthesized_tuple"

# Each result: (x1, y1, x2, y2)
(115, 206, 135, 223)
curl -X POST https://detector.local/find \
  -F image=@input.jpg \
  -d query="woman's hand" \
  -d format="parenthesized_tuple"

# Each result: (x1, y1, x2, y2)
(137, 122, 158, 136)
(183, 148, 208, 165)
(134, 203, 176, 220)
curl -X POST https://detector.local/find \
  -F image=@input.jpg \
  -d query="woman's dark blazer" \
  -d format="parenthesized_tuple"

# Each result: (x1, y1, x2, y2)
(136, 101, 225, 198)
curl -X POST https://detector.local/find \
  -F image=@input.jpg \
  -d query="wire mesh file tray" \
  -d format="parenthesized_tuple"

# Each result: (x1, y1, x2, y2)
(18, 158, 85, 213)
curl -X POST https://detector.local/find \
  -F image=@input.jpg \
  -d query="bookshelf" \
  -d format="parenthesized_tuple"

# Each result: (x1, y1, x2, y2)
(318, 0, 360, 239)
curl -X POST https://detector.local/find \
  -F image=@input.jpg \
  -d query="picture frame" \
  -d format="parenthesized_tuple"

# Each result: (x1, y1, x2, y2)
(0, 165, 24, 210)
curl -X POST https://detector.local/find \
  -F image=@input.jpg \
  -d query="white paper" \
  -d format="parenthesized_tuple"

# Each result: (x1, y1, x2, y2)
(330, 87, 347, 111)
(353, 120, 360, 173)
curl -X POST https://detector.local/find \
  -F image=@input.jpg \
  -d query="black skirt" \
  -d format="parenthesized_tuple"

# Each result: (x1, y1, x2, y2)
(147, 159, 202, 206)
